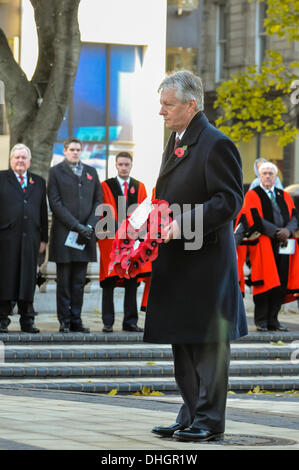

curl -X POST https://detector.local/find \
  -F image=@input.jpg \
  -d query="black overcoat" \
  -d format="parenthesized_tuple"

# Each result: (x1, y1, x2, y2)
(48, 160, 102, 263)
(0, 169, 48, 302)
(143, 113, 248, 344)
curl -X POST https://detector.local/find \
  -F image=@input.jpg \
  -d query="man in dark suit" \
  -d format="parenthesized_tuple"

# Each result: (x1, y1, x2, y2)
(0, 144, 48, 333)
(48, 137, 102, 333)
(144, 71, 247, 442)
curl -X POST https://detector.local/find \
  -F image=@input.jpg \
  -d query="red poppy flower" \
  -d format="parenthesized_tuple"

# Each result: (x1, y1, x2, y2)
(140, 240, 159, 262)
(108, 198, 172, 278)
(29, 177, 34, 184)
(127, 256, 141, 277)
(174, 147, 184, 158)
(114, 263, 126, 277)
(130, 187, 135, 194)
(87, 173, 93, 180)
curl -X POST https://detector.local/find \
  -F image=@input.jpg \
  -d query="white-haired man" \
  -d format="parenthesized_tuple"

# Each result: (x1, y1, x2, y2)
(0, 144, 48, 333)
(144, 71, 247, 442)
(235, 161, 299, 332)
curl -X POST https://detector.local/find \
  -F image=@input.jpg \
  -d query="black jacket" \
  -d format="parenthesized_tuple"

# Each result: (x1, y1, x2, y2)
(144, 112, 248, 344)
(0, 169, 48, 301)
(48, 160, 102, 263)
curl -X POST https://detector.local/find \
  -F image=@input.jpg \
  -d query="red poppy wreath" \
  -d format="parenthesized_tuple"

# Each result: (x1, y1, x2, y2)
(108, 199, 172, 278)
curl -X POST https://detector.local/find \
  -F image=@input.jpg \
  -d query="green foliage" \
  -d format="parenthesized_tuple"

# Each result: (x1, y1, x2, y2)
(254, 0, 299, 41)
(215, 0, 299, 147)
(215, 52, 298, 146)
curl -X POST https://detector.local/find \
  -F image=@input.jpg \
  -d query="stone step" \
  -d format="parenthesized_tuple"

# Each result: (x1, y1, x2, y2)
(0, 360, 298, 378)
(2, 343, 298, 362)
(0, 375, 298, 393)
(1, 331, 299, 344)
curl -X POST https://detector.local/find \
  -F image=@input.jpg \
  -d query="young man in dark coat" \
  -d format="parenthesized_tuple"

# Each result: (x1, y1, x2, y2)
(0, 144, 48, 333)
(48, 137, 102, 333)
(144, 71, 247, 442)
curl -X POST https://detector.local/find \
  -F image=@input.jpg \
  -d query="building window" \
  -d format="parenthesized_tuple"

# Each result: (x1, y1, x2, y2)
(167, 0, 199, 11)
(53, 43, 143, 181)
(215, 3, 228, 83)
(255, 0, 267, 70)
(166, 47, 198, 74)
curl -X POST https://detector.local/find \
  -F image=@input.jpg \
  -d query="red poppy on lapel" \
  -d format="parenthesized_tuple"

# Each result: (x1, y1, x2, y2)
(174, 145, 187, 158)
(29, 177, 34, 184)
(130, 187, 135, 194)
(86, 172, 93, 180)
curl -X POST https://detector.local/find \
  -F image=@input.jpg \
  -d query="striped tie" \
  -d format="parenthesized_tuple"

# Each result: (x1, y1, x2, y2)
(268, 190, 278, 209)
(18, 175, 26, 192)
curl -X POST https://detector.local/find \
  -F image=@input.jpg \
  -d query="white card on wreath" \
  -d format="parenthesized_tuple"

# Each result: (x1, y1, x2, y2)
(129, 197, 154, 230)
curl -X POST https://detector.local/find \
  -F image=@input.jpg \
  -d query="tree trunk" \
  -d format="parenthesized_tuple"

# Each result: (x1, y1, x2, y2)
(0, 0, 81, 179)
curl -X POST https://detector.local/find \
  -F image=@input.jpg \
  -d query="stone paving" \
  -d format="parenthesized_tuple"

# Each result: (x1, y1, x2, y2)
(0, 388, 298, 451)
(0, 296, 298, 452)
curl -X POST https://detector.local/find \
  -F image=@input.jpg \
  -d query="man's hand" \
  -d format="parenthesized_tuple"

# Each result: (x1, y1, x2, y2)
(39, 242, 47, 253)
(76, 223, 94, 240)
(164, 220, 180, 244)
(276, 227, 291, 242)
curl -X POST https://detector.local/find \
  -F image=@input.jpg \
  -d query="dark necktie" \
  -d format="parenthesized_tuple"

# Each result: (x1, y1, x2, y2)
(18, 175, 26, 192)
(268, 189, 279, 209)
(174, 137, 181, 150)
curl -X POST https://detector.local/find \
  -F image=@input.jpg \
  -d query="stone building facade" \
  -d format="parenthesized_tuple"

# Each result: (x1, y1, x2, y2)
(166, 0, 299, 186)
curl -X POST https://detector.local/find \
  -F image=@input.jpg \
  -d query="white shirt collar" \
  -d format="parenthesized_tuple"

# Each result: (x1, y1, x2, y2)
(117, 175, 130, 189)
(14, 171, 28, 180)
(176, 130, 186, 141)
(260, 184, 275, 195)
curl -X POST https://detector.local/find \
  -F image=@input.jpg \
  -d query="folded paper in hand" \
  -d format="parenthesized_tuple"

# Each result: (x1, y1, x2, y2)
(65, 231, 86, 251)
(279, 238, 295, 255)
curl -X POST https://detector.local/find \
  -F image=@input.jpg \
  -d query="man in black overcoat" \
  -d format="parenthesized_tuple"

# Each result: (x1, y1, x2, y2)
(0, 144, 48, 333)
(144, 71, 248, 442)
(48, 137, 102, 333)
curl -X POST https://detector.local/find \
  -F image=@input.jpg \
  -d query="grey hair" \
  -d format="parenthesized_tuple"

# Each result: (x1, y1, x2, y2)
(158, 70, 204, 112)
(258, 162, 278, 175)
(10, 143, 32, 160)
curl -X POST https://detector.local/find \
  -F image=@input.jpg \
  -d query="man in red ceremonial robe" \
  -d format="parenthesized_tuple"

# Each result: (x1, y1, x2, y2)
(235, 162, 299, 332)
(97, 152, 150, 333)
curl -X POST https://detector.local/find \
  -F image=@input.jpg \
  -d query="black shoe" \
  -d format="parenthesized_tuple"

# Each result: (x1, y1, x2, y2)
(174, 427, 224, 442)
(0, 321, 9, 333)
(103, 325, 113, 333)
(152, 423, 186, 437)
(59, 323, 70, 333)
(21, 325, 40, 334)
(256, 325, 268, 332)
(123, 325, 144, 332)
(70, 325, 90, 333)
(268, 323, 289, 332)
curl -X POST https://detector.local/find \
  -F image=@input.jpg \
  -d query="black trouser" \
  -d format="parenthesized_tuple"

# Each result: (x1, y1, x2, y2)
(102, 278, 138, 329)
(254, 251, 289, 328)
(172, 342, 230, 433)
(56, 262, 87, 327)
(0, 300, 35, 328)
(254, 287, 285, 328)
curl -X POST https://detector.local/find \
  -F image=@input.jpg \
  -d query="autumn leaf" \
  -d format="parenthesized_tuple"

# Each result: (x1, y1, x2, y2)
(141, 386, 151, 395)
(108, 388, 118, 396)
